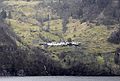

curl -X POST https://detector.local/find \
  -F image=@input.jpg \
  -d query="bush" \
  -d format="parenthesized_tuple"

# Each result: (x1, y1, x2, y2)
(108, 29, 120, 44)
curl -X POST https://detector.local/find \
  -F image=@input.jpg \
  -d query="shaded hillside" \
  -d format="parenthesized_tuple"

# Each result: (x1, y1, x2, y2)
(0, 21, 18, 46)
(49, 0, 120, 25)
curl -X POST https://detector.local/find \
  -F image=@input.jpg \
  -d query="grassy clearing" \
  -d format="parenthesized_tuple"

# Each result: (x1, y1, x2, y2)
(43, 19, 63, 33)
(64, 18, 119, 54)
(7, 19, 40, 45)
(3, 1, 40, 6)
(7, 19, 60, 46)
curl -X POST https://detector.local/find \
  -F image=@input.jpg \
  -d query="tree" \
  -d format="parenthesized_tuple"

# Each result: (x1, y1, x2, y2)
(67, 38, 72, 42)
(8, 11, 12, 19)
(62, 18, 68, 33)
(114, 48, 120, 65)
(108, 28, 120, 44)
(0, 9, 7, 20)
(47, 14, 50, 32)
(108, 28, 120, 65)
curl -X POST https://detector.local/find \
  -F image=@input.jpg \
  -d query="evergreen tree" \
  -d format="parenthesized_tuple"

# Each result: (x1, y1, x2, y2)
(8, 11, 12, 19)
(67, 38, 72, 42)
(0, 9, 7, 20)
(47, 14, 50, 32)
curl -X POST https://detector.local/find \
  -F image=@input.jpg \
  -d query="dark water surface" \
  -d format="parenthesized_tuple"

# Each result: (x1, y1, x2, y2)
(0, 76, 120, 81)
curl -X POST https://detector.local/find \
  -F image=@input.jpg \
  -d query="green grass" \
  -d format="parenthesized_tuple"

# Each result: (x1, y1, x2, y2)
(3, 1, 40, 6)
(43, 19, 63, 33)
(97, 56, 104, 65)
(64, 20, 119, 54)
(48, 46, 74, 53)
(7, 19, 60, 46)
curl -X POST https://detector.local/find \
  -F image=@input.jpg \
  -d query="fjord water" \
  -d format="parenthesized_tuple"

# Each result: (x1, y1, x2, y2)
(0, 77, 120, 81)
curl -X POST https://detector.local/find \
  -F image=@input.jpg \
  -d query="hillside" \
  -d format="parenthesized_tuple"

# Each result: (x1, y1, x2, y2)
(0, 21, 18, 46)
(0, 0, 120, 76)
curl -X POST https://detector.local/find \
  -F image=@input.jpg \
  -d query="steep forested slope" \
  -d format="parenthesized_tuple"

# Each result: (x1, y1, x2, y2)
(0, 21, 17, 46)
(0, 0, 120, 76)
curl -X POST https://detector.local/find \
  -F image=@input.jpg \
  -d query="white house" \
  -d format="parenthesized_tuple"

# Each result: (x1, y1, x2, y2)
(40, 41, 81, 47)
